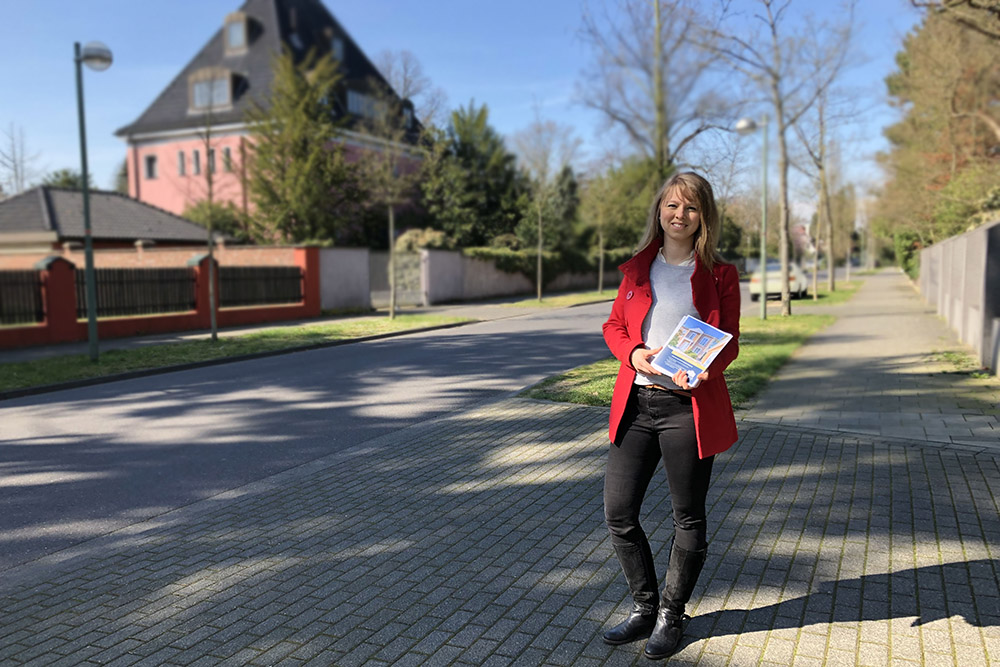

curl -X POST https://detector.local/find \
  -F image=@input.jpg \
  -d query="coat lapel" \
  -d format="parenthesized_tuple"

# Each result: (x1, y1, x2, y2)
(691, 255, 721, 327)
(618, 242, 660, 287)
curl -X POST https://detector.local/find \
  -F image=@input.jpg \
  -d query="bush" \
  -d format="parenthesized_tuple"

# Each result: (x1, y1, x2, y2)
(893, 231, 922, 279)
(395, 227, 455, 252)
(490, 233, 521, 250)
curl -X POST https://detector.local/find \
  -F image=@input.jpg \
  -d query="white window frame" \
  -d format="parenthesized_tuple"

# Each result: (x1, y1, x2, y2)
(193, 149, 201, 176)
(144, 155, 158, 180)
(190, 67, 232, 111)
(226, 20, 246, 50)
(178, 151, 186, 176)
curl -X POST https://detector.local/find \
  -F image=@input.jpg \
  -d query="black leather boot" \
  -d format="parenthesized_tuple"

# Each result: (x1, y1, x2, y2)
(602, 539, 659, 645)
(643, 541, 707, 660)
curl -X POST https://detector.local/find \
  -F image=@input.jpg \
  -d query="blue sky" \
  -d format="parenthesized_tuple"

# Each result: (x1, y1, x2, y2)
(0, 0, 921, 204)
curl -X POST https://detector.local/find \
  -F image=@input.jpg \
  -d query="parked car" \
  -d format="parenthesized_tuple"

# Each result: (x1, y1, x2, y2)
(748, 260, 809, 301)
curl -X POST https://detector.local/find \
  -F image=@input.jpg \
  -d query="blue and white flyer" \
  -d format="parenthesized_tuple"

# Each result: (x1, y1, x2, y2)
(650, 315, 733, 388)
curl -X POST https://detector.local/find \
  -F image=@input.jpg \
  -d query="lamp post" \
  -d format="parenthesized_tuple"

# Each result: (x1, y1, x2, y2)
(736, 114, 769, 320)
(74, 41, 112, 361)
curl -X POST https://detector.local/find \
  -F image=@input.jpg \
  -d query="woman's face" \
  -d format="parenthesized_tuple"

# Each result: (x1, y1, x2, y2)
(659, 188, 700, 248)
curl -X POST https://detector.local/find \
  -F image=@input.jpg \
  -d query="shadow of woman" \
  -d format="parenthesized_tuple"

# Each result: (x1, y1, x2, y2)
(684, 559, 999, 644)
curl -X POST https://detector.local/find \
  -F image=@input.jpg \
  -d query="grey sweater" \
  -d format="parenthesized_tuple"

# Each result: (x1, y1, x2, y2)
(635, 251, 698, 389)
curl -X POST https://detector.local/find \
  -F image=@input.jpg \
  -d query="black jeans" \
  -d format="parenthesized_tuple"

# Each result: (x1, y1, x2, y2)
(605, 385, 714, 552)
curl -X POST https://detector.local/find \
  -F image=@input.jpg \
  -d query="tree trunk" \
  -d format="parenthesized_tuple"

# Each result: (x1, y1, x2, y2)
(389, 204, 397, 319)
(536, 201, 543, 301)
(845, 239, 851, 282)
(773, 94, 792, 316)
(654, 0, 667, 180)
(205, 122, 218, 342)
(597, 226, 605, 294)
(811, 205, 820, 301)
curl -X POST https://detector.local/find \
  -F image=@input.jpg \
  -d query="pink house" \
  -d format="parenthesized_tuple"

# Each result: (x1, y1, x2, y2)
(115, 0, 417, 218)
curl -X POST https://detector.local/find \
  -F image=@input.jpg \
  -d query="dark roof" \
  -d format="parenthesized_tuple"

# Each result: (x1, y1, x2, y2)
(115, 0, 397, 138)
(0, 188, 47, 233)
(0, 187, 209, 243)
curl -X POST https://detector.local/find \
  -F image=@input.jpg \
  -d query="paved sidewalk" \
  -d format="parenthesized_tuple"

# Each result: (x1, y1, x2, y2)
(1, 271, 998, 666)
(739, 270, 1000, 454)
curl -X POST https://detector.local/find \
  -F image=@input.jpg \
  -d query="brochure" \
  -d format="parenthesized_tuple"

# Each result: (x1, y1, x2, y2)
(650, 314, 733, 388)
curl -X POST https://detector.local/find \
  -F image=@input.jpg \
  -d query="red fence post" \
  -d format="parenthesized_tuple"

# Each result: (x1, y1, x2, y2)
(295, 246, 321, 317)
(35, 256, 82, 343)
(187, 253, 218, 330)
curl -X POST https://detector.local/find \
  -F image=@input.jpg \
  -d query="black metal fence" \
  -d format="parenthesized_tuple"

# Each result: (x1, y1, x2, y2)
(0, 271, 44, 325)
(220, 266, 303, 307)
(75, 268, 197, 319)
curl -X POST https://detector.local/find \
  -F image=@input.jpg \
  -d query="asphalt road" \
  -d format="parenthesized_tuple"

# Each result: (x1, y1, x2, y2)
(0, 273, 847, 572)
(0, 303, 613, 572)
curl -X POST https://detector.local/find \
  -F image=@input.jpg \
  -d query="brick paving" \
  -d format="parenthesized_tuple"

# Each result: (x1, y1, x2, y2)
(1, 270, 999, 665)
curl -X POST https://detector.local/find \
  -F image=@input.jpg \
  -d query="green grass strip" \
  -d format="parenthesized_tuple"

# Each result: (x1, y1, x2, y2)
(502, 290, 615, 308)
(792, 280, 862, 307)
(0, 314, 470, 392)
(519, 314, 834, 408)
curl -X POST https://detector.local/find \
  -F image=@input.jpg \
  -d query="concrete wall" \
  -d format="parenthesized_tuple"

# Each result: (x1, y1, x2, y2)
(318, 247, 370, 311)
(919, 219, 1000, 374)
(421, 250, 533, 304)
(421, 249, 617, 304)
(370, 251, 423, 308)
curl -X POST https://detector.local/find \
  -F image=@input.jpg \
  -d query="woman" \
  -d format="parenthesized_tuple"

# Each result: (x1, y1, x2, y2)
(601, 172, 740, 660)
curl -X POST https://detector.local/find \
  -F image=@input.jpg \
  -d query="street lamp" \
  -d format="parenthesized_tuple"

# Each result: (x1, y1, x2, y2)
(736, 114, 768, 320)
(75, 41, 112, 361)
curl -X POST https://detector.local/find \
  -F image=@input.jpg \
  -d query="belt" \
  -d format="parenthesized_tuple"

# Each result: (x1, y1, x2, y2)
(640, 384, 692, 398)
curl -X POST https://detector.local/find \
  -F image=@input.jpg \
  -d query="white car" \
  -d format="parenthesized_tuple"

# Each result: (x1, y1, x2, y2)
(749, 260, 809, 301)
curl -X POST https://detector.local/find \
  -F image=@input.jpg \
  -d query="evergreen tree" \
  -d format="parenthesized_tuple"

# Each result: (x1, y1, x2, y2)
(515, 164, 579, 251)
(244, 48, 362, 244)
(421, 102, 524, 247)
(114, 159, 129, 194)
(182, 200, 247, 240)
(41, 168, 94, 190)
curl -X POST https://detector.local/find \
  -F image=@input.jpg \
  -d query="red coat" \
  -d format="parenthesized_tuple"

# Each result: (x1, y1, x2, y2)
(603, 242, 741, 458)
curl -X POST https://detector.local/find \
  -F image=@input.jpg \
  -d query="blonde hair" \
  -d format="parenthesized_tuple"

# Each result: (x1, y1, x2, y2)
(637, 171, 723, 272)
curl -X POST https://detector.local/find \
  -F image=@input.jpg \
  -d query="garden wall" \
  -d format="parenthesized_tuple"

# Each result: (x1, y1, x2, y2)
(420, 249, 617, 304)
(919, 218, 1000, 374)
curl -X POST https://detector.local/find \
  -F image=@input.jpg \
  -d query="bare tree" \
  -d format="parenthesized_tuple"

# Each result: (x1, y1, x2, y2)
(579, 166, 616, 293)
(793, 91, 837, 294)
(709, 0, 854, 315)
(577, 0, 734, 180)
(356, 88, 422, 319)
(196, 110, 222, 342)
(511, 115, 581, 301)
(0, 123, 41, 195)
(375, 50, 448, 129)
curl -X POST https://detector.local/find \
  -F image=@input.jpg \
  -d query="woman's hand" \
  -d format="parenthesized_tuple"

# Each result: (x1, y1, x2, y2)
(630, 346, 663, 375)
(671, 369, 709, 390)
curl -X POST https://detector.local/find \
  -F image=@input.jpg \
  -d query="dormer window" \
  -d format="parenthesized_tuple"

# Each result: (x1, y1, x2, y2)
(189, 67, 233, 112)
(348, 90, 384, 119)
(224, 12, 248, 55)
(331, 37, 344, 62)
